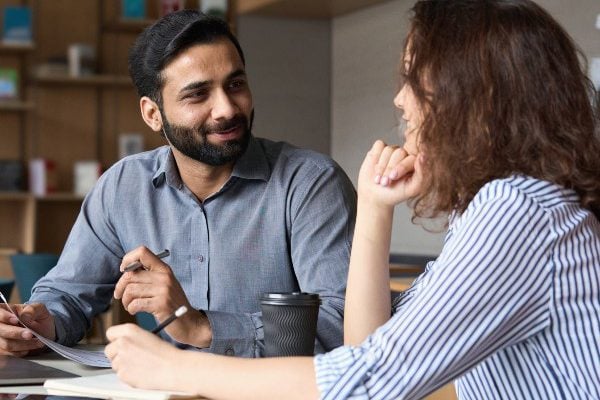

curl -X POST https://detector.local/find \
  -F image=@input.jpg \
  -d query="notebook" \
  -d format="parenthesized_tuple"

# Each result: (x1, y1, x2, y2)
(0, 355, 77, 385)
(44, 372, 197, 399)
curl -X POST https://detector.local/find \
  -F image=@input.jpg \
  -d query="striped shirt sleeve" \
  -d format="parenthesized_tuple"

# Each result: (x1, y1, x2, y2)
(315, 180, 555, 399)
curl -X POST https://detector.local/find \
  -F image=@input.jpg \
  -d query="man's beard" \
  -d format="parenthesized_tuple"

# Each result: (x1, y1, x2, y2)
(162, 113, 251, 166)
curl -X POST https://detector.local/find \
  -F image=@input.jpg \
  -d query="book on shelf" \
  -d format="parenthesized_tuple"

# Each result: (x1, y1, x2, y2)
(200, 0, 229, 20)
(29, 158, 57, 196)
(0, 160, 24, 191)
(122, 0, 147, 20)
(73, 160, 101, 197)
(0, 68, 18, 99)
(159, 0, 185, 17)
(2, 6, 33, 45)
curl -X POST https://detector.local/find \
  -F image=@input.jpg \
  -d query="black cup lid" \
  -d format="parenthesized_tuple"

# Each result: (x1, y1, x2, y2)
(260, 292, 321, 306)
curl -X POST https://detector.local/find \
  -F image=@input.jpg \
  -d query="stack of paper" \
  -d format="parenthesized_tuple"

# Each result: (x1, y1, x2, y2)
(44, 372, 197, 399)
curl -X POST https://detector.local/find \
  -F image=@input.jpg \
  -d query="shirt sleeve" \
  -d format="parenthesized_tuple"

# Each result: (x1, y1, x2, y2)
(289, 162, 356, 353)
(314, 182, 555, 399)
(203, 309, 263, 357)
(29, 172, 123, 346)
(203, 162, 356, 358)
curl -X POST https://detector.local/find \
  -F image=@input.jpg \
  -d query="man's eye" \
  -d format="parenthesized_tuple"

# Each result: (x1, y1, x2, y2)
(229, 80, 246, 90)
(191, 91, 208, 98)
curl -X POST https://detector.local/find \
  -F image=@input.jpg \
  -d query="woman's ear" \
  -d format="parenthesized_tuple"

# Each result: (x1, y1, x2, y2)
(140, 97, 163, 132)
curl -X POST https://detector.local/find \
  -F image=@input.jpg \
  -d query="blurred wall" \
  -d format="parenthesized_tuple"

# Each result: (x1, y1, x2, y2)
(237, 15, 332, 155)
(331, 0, 600, 255)
(238, 0, 600, 255)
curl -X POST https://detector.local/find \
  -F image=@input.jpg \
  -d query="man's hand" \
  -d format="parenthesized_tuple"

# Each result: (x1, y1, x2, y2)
(0, 303, 54, 356)
(114, 246, 212, 348)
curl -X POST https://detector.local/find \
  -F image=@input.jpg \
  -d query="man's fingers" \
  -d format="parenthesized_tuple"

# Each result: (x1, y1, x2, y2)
(120, 246, 171, 273)
(115, 269, 162, 300)
(0, 309, 19, 325)
(121, 283, 154, 311)
(0, 336, 44, 353)
(125, 297, 154, 315)
(19, 303, 48, 322)
(0, 323, 31, 340)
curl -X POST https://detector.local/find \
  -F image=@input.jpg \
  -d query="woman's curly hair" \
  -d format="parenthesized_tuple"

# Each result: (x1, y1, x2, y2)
(403, 0, 600, 221)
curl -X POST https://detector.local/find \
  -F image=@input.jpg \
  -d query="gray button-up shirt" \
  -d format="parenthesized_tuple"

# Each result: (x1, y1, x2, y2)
(31, 136, 356, 357)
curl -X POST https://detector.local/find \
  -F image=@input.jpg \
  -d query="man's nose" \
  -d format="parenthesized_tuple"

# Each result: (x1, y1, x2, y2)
(211, 90, 237, 120)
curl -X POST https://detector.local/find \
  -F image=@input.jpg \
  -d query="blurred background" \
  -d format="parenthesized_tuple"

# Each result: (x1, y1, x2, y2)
(0, 0, 599, 301)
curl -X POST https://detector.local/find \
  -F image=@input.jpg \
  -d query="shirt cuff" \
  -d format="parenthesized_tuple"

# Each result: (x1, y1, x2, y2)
(314, 346, 363, 399)
(204, 310, 262, 358)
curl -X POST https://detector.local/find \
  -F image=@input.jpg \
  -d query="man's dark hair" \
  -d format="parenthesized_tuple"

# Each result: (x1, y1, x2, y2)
(128, 10, 245, 104)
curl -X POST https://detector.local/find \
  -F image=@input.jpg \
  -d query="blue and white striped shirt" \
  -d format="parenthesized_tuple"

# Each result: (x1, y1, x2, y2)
(315, 176, 600, 399)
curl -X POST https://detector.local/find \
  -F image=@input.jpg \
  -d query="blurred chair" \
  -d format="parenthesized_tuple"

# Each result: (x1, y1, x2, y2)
(10, 253, 59, 302)
(0, 278, 15, 302)
(136, 312, 157, 331)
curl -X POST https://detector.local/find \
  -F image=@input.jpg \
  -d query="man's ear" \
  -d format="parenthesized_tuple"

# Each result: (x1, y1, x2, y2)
(140, 96, 163, 132)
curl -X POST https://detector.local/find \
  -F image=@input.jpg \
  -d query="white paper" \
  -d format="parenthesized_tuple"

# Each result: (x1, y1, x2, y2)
(45, 372, 195, 400)
(0, 291, 111, 368)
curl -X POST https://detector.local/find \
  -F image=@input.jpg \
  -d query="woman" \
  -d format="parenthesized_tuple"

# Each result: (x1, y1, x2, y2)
(105, 0, 600, 398)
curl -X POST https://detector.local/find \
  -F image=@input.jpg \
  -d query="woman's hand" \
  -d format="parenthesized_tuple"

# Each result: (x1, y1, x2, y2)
(105, 323, 188, 392)
(357, 140, 424, 208)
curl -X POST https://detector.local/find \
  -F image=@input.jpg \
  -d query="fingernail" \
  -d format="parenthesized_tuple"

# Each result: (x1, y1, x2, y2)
(381, 176, 389, 186)
(9, 317, 18, 324)
(21, 330, 33, 340)
(374, 175, 381, 184)
(389, 171, 398, 179)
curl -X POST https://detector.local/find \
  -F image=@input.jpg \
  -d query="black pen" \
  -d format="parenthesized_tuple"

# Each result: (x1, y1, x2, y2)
(123, 249, 170, 272)
(151, 306, 188, 334)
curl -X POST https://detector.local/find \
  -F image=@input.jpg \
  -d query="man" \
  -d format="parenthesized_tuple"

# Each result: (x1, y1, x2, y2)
(0, 10, 355, 358)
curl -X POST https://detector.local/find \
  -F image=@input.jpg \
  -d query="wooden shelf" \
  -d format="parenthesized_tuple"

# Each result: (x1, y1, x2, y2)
(0, 248, 19, 256)
(32, 74, 132, 87)
(0, 101, 34, 112)
(236, 0, 392, 18)
(35, 192, 85, 202)
(103, 19, 154, 33)
(0, 42, 35, 53)
(390, 263, 423, 276)
(0, 192, 84, 202)
(0, 192, 30, 201)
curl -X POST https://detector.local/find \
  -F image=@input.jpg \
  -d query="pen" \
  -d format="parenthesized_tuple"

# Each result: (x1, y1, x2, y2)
(123, 249, 170, 272)
(151, 306, 188, 334)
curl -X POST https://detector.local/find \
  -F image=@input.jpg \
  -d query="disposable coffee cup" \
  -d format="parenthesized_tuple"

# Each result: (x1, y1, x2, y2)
(260, 292, 321, 357)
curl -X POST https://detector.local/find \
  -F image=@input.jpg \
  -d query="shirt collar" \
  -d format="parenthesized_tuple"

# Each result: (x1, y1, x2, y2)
(151, 135, 270, 189)
(231, 135, 270, 182)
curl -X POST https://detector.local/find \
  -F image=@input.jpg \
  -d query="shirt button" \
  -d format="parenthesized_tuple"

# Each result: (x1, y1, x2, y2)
(225, 348, 234, 356)
(198, 255, 204, 262)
